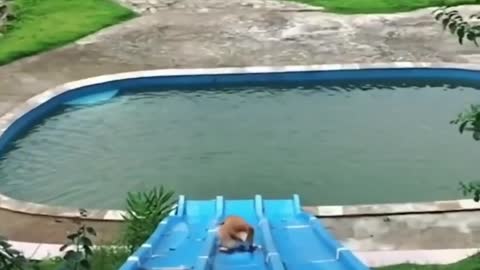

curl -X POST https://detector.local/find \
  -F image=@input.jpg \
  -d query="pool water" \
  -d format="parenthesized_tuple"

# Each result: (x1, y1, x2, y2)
(0, 83, 479, 209)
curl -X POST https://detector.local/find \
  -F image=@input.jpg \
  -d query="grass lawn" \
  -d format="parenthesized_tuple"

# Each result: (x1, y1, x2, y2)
(376, 254, 480, 270)
(0, 0, 135, 65)
(291, 0, 480, 14)
(36, 247, 130, 270)
(33, 251, 480, 270)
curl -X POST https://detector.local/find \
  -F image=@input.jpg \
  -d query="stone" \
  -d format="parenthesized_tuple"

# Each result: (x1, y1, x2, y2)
(137, 6, 148, 13)
(241, 2, 253, 6)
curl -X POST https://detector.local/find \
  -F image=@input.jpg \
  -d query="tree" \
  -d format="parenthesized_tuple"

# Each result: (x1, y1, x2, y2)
(433, 6, 480, 200)
(432, 6, 480, 46)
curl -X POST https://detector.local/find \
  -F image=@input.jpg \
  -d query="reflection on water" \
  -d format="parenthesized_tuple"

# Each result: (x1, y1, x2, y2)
(0, 84, 478, 209)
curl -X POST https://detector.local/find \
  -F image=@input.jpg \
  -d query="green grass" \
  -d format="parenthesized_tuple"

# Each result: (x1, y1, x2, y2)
(376, 254, 480, 270)
(0, 0, 135, 65)
(34, 251, 480, 270)
(291, 0, 480, 14)
(36, 247, 130, 270)
(36, 252, 477, 270)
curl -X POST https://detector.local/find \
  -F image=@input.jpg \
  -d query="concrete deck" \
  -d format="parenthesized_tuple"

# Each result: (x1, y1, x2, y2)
(3, 5, 480, 119)
(2, 0, 480, 253)
(4, 206, 480, 252)
(322, 211, 480, 251)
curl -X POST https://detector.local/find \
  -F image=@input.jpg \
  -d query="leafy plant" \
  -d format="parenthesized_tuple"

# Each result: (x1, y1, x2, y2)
(435, 8, 480, 202)
(450, 104, 480, 140)
(0, 236, 38, 270)
(122, 186, 176, 252)
(451, 105, 480, 200)
(432, 6, 480, 46)
(0, 0, 16, 36)
(89, 247, 130, 270)
(58, 209, 96, 270)
(22, 247, 130, 270)
(460, 181, 480, 202)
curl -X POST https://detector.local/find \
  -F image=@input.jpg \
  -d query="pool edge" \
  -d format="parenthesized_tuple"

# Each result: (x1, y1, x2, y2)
(2, 61, 480, 221)
(2, 192, 479, 220)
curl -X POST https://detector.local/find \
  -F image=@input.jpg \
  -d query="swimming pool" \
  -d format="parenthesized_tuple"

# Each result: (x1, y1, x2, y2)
(1, 65, 479, 209)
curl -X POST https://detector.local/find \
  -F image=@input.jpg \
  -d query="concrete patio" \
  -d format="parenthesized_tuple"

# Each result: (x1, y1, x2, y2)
(1, 0, 480, 253)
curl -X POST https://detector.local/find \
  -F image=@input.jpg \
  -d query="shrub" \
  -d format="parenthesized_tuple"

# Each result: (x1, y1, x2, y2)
(121, 186, 176, 252)
(450, 104, 480, 141)
(0, 236, 38, 270)
(58, 209, 96, 270)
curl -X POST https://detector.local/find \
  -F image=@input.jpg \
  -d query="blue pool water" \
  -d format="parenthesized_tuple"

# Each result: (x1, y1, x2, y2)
(0, 79, 479, 209)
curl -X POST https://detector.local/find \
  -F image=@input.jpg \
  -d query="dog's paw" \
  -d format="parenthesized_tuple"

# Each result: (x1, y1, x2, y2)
(219, 246, 230, 252)
(251, 244, 262, 251)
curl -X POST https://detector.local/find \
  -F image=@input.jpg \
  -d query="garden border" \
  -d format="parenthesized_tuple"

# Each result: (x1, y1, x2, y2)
(1, 62, 480, 221)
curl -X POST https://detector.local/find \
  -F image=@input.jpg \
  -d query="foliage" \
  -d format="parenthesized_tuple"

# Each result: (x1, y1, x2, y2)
(58, 209, 96, 270)
(0, 187, 175, 270)
(0, 236, 38, 270)
(432, 6, 480, 46)
(435, 7, 480, 202)
(26, 247, 130, 270)
(450, 104, 480, 140)
(288, 0, 480, 14)
(460, 181, 480, 201)
(450, 105, 480, 201)
(88, 247, 130, 270)
(122, 186, 176, 252)
(0, 0, 135, 65)
(0, 0, 16, 36)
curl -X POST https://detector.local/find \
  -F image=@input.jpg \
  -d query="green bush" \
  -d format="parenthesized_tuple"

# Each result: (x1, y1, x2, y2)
(0, 235, 37, 270)
(35, 247, 130, 270)
(1, 185, 176, 270)
(121, 186, 176, 252)
(57, 209, 96, 270)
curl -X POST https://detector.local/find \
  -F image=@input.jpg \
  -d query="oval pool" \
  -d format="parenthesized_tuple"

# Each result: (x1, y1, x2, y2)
(0, 67, 479, 209)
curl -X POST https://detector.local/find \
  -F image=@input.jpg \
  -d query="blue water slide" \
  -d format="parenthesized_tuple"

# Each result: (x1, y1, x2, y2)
(118, 195, 370, 270)
(209, 195, 283, 270)
(119, 195, 222, 270)
(264, 195, 370, 270)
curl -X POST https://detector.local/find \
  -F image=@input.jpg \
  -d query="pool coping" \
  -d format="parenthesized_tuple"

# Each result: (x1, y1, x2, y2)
(2, 61, 480, 221)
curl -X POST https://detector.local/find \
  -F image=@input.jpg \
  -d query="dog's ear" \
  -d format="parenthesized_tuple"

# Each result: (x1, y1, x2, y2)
(236, 231, 248, 242)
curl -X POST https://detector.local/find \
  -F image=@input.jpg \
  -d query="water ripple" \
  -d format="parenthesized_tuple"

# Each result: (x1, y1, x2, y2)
(0, 84, 479, 208)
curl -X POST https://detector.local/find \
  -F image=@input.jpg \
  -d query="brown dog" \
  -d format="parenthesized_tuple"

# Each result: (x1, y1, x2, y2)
(217, 215, 256, 252)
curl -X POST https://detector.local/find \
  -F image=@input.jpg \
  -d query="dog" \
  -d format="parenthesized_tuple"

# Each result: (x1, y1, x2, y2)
(217, 215, 259, 252)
